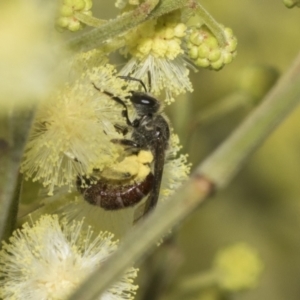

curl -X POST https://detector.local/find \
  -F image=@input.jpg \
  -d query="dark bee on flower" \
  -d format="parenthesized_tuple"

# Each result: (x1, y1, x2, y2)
(77, 76, 170, 217)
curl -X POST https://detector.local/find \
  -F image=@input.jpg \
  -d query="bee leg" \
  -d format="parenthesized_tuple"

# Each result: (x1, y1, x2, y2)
(92, 82, 133, 127)
(103, 91, 132, 127)
(114, 124, 129, 136)
(110, 138, 140, 149)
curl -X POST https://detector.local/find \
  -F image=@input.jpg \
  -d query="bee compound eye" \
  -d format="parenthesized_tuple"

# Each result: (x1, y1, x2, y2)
(130, 92, 160, 115)
(132, 119, 139, 127)
(140, 98, 154, 106)
(131, 93, 157, 107)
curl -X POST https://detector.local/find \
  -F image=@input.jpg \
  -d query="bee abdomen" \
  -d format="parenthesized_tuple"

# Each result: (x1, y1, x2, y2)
(77, 173, 155, 210)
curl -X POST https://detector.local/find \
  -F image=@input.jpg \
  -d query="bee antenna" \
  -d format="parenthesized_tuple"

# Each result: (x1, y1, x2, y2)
(147, 71, 152, 92)
(118, 76, 148, 93)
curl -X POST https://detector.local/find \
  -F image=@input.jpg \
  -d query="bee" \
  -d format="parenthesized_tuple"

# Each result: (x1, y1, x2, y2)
(77, 150, 155, 209)
(77, 76, 170, 216)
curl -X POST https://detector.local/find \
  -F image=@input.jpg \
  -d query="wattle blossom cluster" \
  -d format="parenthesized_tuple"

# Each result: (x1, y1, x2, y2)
(119, 11, 193, 104)
(0, 215, 138, 300)
(21, 63, 129, 195)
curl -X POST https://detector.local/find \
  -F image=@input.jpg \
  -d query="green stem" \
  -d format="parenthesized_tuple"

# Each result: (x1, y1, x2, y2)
(69, 176, 213, 300)
(67, 0, 223, 53)
(68, 51, 300, 300)
(74, 12, 106, 28)
(199, 53, 300, 187)
(0, 106, 35, 242)
(67, 0, 190, 53)
(192, 1, 227, 47)
(1, 174, 23, 242)
(67, 0, 160, 52)
(148, 0, 188, 18)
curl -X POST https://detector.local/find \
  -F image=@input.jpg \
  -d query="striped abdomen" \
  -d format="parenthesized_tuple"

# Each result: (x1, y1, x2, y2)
(76, 173, 154, 210)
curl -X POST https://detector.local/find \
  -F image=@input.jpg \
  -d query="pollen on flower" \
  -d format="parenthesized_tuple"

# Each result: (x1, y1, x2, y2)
(119, 11, 192, 103)
(119, 55, 193, 104)
(213, 242, 264, 292)
(72, 49, 108, 73)
(56, 0, 93, 31)
(160, 134, 191, 202)
(21, 63, 130, 195)
(121, 11, 186, 60)
(0, 215, 138, 300)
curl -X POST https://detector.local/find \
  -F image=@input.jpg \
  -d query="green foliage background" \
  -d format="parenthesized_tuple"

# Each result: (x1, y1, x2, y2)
(170, 1, 300, 300)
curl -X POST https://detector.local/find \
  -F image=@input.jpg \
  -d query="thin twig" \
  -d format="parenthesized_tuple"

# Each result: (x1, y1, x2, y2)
(74, 12, 106, 28)
(67, 0, 160, 52)
(190, 0, 227, 47)
(0, 107, 35, 242)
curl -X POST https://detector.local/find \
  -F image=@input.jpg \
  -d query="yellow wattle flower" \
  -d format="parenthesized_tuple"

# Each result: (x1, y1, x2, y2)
(0, 215, 139, 300)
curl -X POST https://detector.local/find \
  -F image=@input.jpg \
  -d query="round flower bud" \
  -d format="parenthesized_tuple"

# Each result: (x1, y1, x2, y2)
(210, 58, 224, 70)
(59, 5, 73, 16)
(186, 25, 237, 70)
(68, 20, 81, 31)
(188, 46, 198, 59)
(72, 0, 85, 10)
(56, 17, 69, 28)
(174, 23, 187, 38)
(198, 44, 210, 58)
(226, 38, 238, 52)
(189, 31, 204, 46)
(205, 36, 218, 49)
(56, 0, 93, 32)
(213, 243, 264, 292)
(222, 52, 233, 64)
(208, 48, 221, 62)
(196, 57, 210, 68)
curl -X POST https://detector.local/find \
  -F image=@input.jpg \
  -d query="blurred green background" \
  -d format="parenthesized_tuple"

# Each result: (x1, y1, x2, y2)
(167, 1, 300, 300)
(87, 1, 300, 299)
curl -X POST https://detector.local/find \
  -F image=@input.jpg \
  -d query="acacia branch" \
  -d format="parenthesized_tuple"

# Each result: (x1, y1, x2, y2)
(66, 0, 193, 52)
(0, 107, 35, 242)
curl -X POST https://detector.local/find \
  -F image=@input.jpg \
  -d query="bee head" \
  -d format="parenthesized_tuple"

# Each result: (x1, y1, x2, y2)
(129, 92, 160, 116)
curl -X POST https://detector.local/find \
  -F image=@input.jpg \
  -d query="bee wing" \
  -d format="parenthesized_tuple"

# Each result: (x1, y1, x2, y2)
(133, 134, 166, 222)
(100, 168, 133, 180)
(147, 135, 166, 210)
